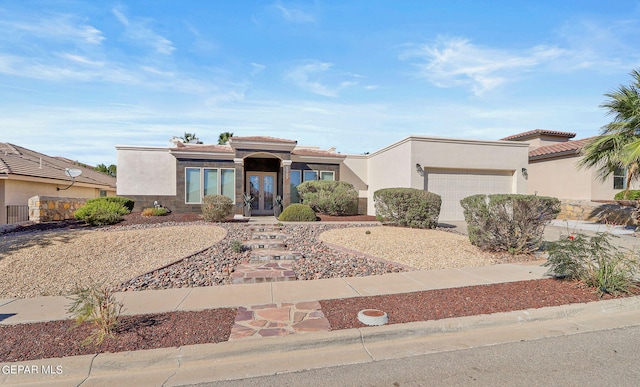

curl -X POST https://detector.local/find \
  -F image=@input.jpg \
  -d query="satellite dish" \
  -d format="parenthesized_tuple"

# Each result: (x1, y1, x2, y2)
(65, 168, 82, 178)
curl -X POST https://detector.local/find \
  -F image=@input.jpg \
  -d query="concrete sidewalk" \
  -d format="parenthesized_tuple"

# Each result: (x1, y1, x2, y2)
(3, 220, 640, 386)
(3, 261, 640, 386)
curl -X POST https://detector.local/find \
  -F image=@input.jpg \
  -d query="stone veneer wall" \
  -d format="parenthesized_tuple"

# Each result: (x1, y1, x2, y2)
(557, 200, 637, 225)
(28, 196, 87, 223)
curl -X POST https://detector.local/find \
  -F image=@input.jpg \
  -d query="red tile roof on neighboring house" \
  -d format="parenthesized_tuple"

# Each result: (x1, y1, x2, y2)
(528, 137, 595, 160)
(501, 129, 576, 141)
(230, 136, 297, 144)
(0, 143, 116, 188)
(292, 148, 345, 158)
(170, 144, 234, 153)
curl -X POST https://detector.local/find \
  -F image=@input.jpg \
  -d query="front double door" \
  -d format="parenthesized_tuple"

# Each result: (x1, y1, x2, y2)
(247, 172, 276, 215)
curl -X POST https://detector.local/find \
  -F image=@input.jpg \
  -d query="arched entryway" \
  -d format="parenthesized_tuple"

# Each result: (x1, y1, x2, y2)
(244, 156, 282, 215)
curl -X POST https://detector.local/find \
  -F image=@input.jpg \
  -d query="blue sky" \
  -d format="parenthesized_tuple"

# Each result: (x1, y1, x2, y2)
(2, 1, 640, 166)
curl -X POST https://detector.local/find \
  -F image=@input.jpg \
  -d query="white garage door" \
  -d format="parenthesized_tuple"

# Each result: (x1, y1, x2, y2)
(425, 169, 514, 221)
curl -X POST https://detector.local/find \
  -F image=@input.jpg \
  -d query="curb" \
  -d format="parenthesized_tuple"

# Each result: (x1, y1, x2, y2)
(3, 296, 640, 386)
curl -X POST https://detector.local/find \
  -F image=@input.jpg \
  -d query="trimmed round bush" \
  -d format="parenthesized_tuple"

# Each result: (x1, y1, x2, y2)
(296, 180, 358, 215)
(460, 194, 560, 254)
(374, 188, 441, 229)
(279, 204, 317, 222)
(201, 195, 234, 222)
(614, 190, 640, 200)
(74, 200, 129, 226)
(85, 196, 134, 212)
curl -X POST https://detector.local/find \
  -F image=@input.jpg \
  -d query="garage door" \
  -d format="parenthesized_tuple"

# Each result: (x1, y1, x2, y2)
(425, 169, 514, 221)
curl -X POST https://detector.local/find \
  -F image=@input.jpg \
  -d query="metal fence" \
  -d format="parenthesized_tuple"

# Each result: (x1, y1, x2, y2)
(7, 205, 29, 224)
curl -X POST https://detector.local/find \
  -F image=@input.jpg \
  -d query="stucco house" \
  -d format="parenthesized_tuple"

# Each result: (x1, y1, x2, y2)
(0, 143, 117, 225)
(501, 129, 637, 201)
(116, 135, 530, 221)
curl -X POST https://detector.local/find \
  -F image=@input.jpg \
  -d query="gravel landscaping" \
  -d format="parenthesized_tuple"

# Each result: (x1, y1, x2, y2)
(0, 223, 226, 298)
(1, 213, 638, 363)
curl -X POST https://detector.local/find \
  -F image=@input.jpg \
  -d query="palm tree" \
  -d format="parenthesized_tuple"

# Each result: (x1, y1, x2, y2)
(181, 133, 202, 144)
(218, 132, 233, 145)
(579, 68, 640, 199)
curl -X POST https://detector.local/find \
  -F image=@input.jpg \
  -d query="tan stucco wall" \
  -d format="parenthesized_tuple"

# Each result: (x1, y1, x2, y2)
(527, 156, 638, 201)
(362, 136, 529, 215)
(116, 146, 176, 196)
(0, 178, 114, 225)
(341, 155, 368, 192)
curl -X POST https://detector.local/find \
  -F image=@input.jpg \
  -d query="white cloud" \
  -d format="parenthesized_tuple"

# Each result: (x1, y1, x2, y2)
(285, 61, 359, 97)
(272, 2, 315, 23)
(0, 14, 104, 45)
(400, 36, 564, 96)
(112, 8, 175, 55)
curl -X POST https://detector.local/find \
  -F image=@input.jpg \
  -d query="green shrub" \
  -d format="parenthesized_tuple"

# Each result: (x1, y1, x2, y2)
(85, 196, 134, 213)
(460, 194, 560, 254)
(373, 188, 441, 229)
(544, 232, 639, 297)
(614, 190, 640, 200)
(74, 200, 128, 226)
(279, 204, 317, 222)
(201, 194, 234, 222)
(297, 180, 358, 215)
(141, 207, 169, 217)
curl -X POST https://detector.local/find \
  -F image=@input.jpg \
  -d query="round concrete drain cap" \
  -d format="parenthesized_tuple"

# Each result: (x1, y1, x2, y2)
(357, 309, 388, 326)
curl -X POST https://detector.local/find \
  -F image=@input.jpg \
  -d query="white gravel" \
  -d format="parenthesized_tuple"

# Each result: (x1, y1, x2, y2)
(0, 225, 226, 298)
(319, 226, 500, 270)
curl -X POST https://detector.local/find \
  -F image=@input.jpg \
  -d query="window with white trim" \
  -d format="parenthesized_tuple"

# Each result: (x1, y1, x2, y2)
(320, 171, 335, 181)
(186, 167, 235, 204)
(290, 170, 302, 203)
(303, 170, 318, 182)
(614, 168, 626, 190)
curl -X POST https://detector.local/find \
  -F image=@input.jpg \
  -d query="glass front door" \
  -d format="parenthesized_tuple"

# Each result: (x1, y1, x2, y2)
(247, 172, 276, 215)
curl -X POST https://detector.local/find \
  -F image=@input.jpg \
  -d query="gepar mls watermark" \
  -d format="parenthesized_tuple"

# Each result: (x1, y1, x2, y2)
(2, 364, 63, 375)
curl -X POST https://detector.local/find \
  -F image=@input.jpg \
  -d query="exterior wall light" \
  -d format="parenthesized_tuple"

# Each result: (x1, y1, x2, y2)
(521, 167, 528, 179)
(415, 163, 424, 177)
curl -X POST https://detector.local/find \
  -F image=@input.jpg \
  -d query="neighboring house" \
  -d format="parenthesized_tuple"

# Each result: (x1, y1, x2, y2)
(501, 129, 635, 201)
(116, 135, 530, 221)
(0, 143, 117, 225)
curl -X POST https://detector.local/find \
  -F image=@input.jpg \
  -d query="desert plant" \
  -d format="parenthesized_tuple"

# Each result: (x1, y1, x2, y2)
(201, 194, 233, 222)
(460, 194, 560, 254)
(297, 180, 358, 215)
(141, 207, 169, 216)
(67, 281, 125, 346)
(544, 232, 639, 297)
(279, 204, 317, 222)
(374, 188, 441, 229)
(74, 200, 129, 226)
(230, 239, 245, 253)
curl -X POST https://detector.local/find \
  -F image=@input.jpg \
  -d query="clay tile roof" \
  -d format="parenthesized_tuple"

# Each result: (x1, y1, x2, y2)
(528, 137, 595, 159)
(170, 144, 234, 153)
(230, 136, 297, 144)
(0, 143, 116, 188)
(292, 148, 345, 158)
(501, 129, 576, 141)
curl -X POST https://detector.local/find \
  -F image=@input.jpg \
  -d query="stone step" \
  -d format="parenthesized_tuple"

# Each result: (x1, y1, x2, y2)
(251, 232, 287, 240)
(249, 226, 282, 233)
(231, 262, 297, 284)
(243, 240, 286, 250)
(249, 249, 302, 262)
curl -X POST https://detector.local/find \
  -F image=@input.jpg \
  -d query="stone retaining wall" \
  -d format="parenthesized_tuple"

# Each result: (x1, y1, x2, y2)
(557, 200, 637, 225)
(28, 196, 87, 223)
